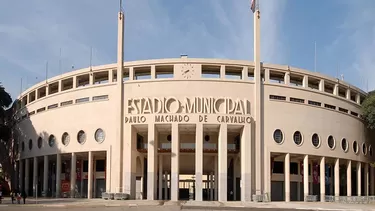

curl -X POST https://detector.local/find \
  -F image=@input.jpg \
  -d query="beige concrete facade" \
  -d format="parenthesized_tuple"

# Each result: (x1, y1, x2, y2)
(13, 10, 375, 202)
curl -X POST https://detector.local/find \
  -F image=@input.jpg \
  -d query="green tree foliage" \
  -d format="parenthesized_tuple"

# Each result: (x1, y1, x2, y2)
(362, 91, 375, 130)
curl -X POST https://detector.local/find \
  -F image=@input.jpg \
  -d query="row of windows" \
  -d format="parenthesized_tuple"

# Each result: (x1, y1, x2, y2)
(21, 128, 105, 151)
(269, 95, 361, 118)
(273, 129, 372, 156)
(17, 95, 109, 122)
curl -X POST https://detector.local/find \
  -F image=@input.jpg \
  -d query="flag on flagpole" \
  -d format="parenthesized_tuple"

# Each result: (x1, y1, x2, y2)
(251, 0, 256, 13)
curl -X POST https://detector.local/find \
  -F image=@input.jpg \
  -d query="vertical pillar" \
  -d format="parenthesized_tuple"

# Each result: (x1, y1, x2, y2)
(371, 166, 375, 195)
(334, 158, 339, 197)
(147, 124, 157, 200)
(303, 75, 309, 88)
(56, 154, 61, 198)
(320, 157, 325, 202)
(151, 65, 156, 79)
(356, 93, 361, 104)
(220, 65, 225, 79)
(333, 84, 339, 96)
(70, 153, 77, 198)
(241, 124, 251, 201)
(319, 79, 324, 91)
(218, 124, 227, 201)
(25, 159, 30, 194)
(171, 124, 179, 201)
(284, 72, 290, 85)
(43, 156, 48, 196)
(158, 155, 163, 200)
(347, 160, 352, 196)
(357, 162, 361, 196)
(195, 123, 203, 201)
(346, 88, 351, 100)
(285, 153, 290, 202)
(303, 155, 309, 201)
(106, 147, 111, 192)
(242, 66, 249, 81)
(365, 163, 369, 196)
(33, 157, 38, 197)
(88, 151, 93, 199)
(264, 68, 270, 83)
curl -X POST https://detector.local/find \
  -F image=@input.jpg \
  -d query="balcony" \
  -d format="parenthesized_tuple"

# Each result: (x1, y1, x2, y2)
(137, 143, 239, 153)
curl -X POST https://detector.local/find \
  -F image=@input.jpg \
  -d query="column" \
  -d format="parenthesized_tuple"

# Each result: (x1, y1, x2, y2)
(220, 65, 225, 79)
(264, 68, 270, 83)
(346, 88, 351, 100)
(303, 75, 309, 88)
(356, 93, 361, 104)
(106, 147, 112, 192)
(218, 124, 227, 201)
(88, 151, 93, 199)
(70, 153, 77, 198)
(33, 157, 38, 197)
(158, 155, 163, 200)
(285, 153, 290, 202)
(108, 70, 113, 83)
(357, 162, 361, 196)
(171, 124, 179, 201)
(347, 160, 352, 196)
(43, 156, 48, 196)
(333, 84, 339, 96)
(284, 72, 290, 85)
(195, 123, 203, 201)
(334, 158, 339, 197)
(123, 125, 136, 198)
(241, 124, 251, 201)
(89, 72, 94, 85)
(151, 65, 156, 79)
(147, 124, 157, 200)
(56, 154, 61, 198)
(303, 155, 309, 201)
(320, 157, 325, 202)
(371, 166, 374, 195)
(242, 66, 249, 81)
(319, 79, 324, 91)
(365, 163, 369, 196)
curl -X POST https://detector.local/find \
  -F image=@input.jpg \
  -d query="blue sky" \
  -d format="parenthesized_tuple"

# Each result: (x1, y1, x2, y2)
(0, 0, 374, 99)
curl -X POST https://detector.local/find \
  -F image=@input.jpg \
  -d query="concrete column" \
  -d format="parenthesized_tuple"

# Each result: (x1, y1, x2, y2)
(33, 157, 38, 197)
(242, 66, 249, 81)
(108, 70, 113, 83)
(70, 153, 77, 198)
(158, 155, 163, 200)
(25, 159, 30, 194)
(347, 160, 352, 196)
(356, 93, 361, 104)
(43, 155, 48, 196)
(106, 147, 111, 192)
(58, 80, 62, 92)
(73, 76, 77, 88)
(147, 124, 157, 200)
(56, 154, 61, 198)
(218, 124, 227, 201)
(303, 75, 309, 88)
(284, 72, 290, 85)
(89, 72, 94, 85)
(171, 124, 179, 201)
(210, 172, 214, 201)
(365, 163, 369, 196)
(371, 166, 375, 195)
(333, 84, 339, 96)
(264, 68, 270, 83)
(334, 158, 339, 197)
(319, 79, 324, 91)
(220, 65, 225, 79)
(285, 153, 290, 202)
(88, 151, 93, 199)
(123, 125, 136, 197)
(164, 171, 168, 200)
(303, 155, 309, 201)
(320, 157, 325, 202)
(195, 123, 203, 201)
(357, 162, 361, 196)
(241, 124, 251, 201)
(346, 88, 351, 100)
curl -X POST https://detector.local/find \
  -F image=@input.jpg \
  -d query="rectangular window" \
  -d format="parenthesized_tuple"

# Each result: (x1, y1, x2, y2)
(339, 107, 348, 113)
(324, 104, 336, 110)
(48, 103, 58, 109)
(269, 95, 286, 101)
(61, 100, 73, 107)
(29, 111, 35, 116)
(96, 160, 106, 171)
(308, 100, 321, 107)
(75, 97, 90, 104)
(225, 66, 242, 80)
(272, 161, 284, 174)
(93, 95, 109, 101)
(155, 65, 174, 79)
(290, 162, 298, 175)
(290, 97, 305, 103)
(134, 66, 151, 80)
(202, 65, 220, 78)
(36, 107, 46, 113)
(350, 111, 359, 117)
(83, 160, 88, 172)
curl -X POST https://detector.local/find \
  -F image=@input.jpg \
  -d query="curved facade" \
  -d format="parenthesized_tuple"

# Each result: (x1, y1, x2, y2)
(14, 12, 375, 202)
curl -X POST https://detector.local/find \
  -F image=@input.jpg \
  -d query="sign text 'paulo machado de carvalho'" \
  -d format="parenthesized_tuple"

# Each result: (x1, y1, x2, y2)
(125, 97, 251, 124)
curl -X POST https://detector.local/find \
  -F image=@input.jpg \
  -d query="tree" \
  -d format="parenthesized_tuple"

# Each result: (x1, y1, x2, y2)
(362, 91, 375, 130)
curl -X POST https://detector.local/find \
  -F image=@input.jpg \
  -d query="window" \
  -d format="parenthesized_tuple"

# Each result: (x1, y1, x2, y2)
(351, 111, 359, 117)
(77, 130, 86, 144)
(37, 107, 46, 113)
(324, 104, 336, 110)
(293, 131, 303, 146)
(273, 129, 283, 144)
(96, 160, 106, 171)
(270, 95, 286, 101)
(93, 95, 109, 101)
(363, 143, 367, 155)
(28, 139, 33, 150)
(76, 97, 90, 104)
(328, 136, 335, 149)
(308, 100, 321, 107)
(62, 132, 70, 146)
(48, 135, 56, 147)
(48, 103, 58, 109)
(201, 65, 220, 78)
(341, 138, 348, 152)
(272, 161, 284, 174)
(353, 141, 358, 154)
(38, 137, 42, 149)
(339, 107, 348, 113)
(290, 162, 298, 175)
(61, 100, 73, 107)
(95, 128, 105, 143)
(312, 133, 320, 148)
(290, 97, 304, 103)
(156, 65, 174, 79)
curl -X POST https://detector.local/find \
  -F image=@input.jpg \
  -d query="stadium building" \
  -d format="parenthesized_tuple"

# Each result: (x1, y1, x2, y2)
(14, 4, 374, 202)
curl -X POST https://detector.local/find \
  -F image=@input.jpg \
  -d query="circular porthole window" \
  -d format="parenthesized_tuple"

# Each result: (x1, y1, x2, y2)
(312, 133, 320, 148)
(37, 137, 42, 149)
(293, 131, 303, 146)
(62, 132, 70, 146)
(95, 128, 105, 143)
(362, 143, 367, 155)
(369, 146, 373, 156)
(77, 130, 86, 144)
(28, 139, 33, 150)
(273, 129, 283, 144)
(21, 141, 25, 151)
(328, 135, 335, 149)
(353, 141, 358, 154)
(341, 138, 348, 152)
(48, 135, 56, 147)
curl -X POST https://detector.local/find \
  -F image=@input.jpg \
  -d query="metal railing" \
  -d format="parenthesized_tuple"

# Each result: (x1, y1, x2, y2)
(325, 195, 375, 204)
